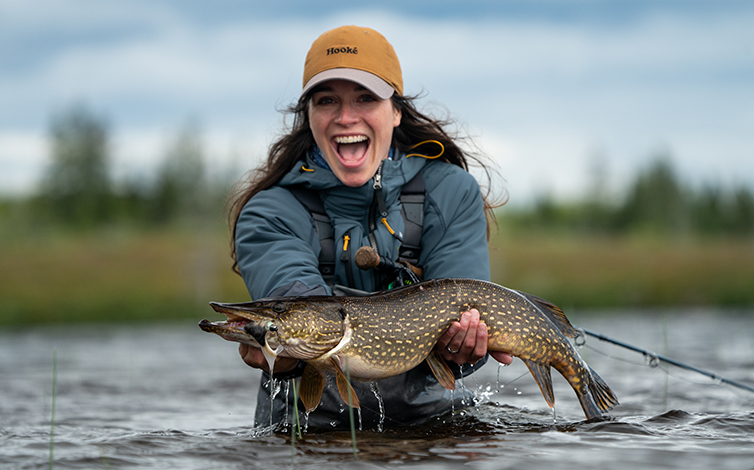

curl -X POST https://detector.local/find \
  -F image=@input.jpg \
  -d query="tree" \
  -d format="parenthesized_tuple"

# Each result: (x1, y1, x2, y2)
(731, 186, 754, 235)
(615, 155, 688, 234)
(149, 121, 207, 223)
(41, 105, 112, 225)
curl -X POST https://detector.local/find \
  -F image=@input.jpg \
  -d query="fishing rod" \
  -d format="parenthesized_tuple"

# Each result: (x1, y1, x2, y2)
(579, 328, 754, 395)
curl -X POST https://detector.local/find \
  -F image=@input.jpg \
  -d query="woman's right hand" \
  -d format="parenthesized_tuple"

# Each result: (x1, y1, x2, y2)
(238, 344, 300, 374)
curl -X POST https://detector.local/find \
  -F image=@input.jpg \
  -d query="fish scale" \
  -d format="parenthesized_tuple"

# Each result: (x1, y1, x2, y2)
(200, 278, 619, 420)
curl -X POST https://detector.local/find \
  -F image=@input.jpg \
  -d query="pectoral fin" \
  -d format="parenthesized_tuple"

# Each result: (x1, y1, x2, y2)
(298, 363, 326, 413)
(426, 350, 456, 390)
(522, 359, 555, 409)
(330, 357, 360, 409)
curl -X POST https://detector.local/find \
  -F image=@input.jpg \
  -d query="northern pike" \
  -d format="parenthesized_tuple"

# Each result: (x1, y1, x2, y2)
(199, 278, 618, 420)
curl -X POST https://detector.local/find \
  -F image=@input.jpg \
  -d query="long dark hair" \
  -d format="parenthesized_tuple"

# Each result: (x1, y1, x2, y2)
(228, 92, 504, 274)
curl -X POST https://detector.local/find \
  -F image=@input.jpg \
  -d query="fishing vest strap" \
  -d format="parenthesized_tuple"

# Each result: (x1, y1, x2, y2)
(399, 172, 424, 267)
(288, 185, 336, 286)
(287, 170, 425, 287)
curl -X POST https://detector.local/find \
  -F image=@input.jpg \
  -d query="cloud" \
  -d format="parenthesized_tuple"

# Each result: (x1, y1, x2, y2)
(1, 2, 753, 201)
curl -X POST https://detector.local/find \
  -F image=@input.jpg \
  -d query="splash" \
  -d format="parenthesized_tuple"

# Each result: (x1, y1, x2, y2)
(370, 382, 385, 432)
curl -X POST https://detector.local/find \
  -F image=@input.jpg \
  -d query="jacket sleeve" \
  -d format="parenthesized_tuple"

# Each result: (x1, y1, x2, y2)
(235, 186, 330, 300)
(419, 162, 491, 282)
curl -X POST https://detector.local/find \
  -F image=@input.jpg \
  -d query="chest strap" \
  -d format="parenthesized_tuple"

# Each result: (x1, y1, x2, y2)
(287, 185, 336, 286)
(287, 171, 425, 287)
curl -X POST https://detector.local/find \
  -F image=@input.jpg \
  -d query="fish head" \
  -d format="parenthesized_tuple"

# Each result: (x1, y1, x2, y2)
(204, 296, 346, 360)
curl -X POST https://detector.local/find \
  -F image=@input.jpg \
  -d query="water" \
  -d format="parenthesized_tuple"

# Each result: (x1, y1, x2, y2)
(2, 310, 753, 469)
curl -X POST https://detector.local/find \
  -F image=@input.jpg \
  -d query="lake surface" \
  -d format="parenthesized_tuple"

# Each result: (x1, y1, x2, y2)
(2, 310, 753, 469)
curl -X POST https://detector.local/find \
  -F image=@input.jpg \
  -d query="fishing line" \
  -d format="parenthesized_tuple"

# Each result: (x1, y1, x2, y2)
(584, 344, 658, 368)
(499, 371, 530, 390)
(580, 328, 754, 395)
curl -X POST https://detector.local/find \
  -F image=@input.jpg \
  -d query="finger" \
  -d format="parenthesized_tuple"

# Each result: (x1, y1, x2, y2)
(440, 311, 475, 364)
(490, 351, 513, 365)
(448, 311, 471, 351)
(460, 309, 481, 353)
(239, 344, 267, 371)
(437, 321, 461, 350)
(468, 321, 489, 364)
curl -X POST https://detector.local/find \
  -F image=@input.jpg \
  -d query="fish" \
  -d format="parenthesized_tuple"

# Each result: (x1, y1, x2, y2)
(199, 278, 618, 420)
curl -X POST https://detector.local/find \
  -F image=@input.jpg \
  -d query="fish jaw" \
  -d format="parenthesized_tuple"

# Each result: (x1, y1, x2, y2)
(198, 318, 261, 347)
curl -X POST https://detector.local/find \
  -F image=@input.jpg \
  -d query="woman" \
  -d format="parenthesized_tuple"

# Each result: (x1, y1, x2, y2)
(229, 25, 511, 429)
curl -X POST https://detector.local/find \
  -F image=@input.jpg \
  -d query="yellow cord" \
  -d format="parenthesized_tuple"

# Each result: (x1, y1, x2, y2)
(380, 218, 396, 235)
(343, 235, 350, 251)
(301, 165, 314, 172)
(406, 140, 445, 159)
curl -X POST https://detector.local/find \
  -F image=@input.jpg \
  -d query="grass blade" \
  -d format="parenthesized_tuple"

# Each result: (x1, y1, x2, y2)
(49, 349, 57, 470)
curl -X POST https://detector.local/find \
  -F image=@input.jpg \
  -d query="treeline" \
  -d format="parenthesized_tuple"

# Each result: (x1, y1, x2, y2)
(503, 158, 754, 237)
(2, 105, 754, 239)
(6, 105, 234, 229)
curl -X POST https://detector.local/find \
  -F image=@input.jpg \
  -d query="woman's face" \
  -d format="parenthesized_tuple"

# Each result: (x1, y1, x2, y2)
(308, 79, 402, 187)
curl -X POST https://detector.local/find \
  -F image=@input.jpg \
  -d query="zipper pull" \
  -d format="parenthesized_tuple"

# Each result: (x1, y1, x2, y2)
(343, 234, 350, 251)
(372, 161, 384, 190)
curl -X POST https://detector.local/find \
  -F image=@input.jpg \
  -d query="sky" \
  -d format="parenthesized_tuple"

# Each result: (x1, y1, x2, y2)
(1, 0, 753, 205)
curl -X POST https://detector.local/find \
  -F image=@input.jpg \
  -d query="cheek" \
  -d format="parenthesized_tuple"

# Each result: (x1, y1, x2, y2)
(308, 110, 327, 143)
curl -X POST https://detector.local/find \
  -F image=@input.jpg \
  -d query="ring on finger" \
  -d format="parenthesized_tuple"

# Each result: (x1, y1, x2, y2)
(447, 346, 459, 354)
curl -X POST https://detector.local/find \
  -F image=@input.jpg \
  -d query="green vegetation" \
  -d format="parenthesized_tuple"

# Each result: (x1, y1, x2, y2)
(0, 105, 752, 326)
(489, 230, 754, 309)
(0, 225, 250, 326)
(1, 223, 751, 326)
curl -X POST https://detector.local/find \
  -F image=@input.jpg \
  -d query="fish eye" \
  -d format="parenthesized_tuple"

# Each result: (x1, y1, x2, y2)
(271, 302, 286, 314)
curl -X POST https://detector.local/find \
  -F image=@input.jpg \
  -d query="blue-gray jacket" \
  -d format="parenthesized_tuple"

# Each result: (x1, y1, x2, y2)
(235, 149, 490, 429)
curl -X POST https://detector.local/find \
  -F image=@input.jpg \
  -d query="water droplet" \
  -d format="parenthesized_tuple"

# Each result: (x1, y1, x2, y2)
(645, 353, 660, 368)
(370, 382, 385, 432)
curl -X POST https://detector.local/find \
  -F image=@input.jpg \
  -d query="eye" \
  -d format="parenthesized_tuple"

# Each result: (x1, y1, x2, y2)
(314, 95, 336, 106)
(271, 302, 286, 314)
(358, 93, 378, 103)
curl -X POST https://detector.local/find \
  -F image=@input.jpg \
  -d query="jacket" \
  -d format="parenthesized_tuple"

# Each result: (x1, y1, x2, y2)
(235, 148, 491, 429)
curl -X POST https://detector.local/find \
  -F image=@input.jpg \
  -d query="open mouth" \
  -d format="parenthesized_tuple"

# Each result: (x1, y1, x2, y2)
(333, 135, 369, 166)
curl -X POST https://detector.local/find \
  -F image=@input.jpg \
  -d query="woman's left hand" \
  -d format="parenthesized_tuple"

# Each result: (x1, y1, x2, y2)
(436, 308, 513, 366)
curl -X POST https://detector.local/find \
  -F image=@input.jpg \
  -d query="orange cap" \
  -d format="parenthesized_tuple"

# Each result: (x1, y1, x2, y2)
(302, 25, 403, 100)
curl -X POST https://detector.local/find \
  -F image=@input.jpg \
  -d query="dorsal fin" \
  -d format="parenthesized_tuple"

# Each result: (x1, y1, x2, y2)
(518, 291, 578, 338)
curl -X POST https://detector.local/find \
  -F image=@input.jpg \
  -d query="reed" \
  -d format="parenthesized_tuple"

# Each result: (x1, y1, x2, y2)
(49, 349, 57, 470)
(345, 359, 358, 460)
(290, 378, 302, 464)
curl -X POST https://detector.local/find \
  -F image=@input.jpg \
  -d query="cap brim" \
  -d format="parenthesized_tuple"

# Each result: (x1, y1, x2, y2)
(301, 68, 395, 100)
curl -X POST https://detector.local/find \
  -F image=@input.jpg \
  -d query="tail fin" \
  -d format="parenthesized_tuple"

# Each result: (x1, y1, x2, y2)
(577, 366, 619, 420)
(588, 366, 619, 412)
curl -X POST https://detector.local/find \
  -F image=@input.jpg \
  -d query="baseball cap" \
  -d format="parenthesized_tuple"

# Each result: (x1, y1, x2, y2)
(302, 25, 403, 100)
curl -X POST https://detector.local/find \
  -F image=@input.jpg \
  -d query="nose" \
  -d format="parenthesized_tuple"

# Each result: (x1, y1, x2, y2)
(334, 101, 359, 126)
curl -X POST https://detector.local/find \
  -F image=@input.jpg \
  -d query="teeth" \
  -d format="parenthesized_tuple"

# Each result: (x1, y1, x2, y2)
(334, 135, 368, 144)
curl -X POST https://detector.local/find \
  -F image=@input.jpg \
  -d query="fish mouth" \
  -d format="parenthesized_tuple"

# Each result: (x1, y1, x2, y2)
(198, 318, 261, 346)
